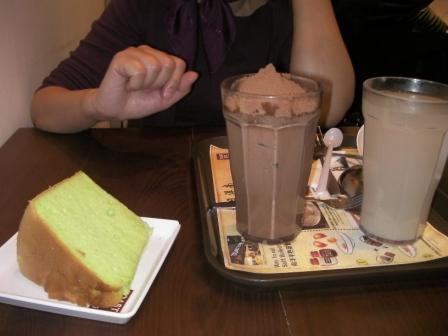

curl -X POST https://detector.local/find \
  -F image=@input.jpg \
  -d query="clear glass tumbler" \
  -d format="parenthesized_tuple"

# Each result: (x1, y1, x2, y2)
(361, 77, 448, 244)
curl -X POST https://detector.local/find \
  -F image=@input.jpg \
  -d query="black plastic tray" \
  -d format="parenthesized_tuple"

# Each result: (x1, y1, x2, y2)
(192, 136, 448, 287)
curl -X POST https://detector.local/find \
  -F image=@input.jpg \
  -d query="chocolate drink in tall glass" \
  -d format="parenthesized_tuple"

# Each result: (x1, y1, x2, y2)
(221, 64, 321, 244)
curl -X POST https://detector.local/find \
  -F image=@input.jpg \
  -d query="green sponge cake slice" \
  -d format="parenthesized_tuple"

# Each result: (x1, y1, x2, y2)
(17, 171, 151, 308)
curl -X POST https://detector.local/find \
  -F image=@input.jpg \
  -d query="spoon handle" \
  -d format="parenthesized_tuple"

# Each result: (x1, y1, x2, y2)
(316, 143, 333, 197)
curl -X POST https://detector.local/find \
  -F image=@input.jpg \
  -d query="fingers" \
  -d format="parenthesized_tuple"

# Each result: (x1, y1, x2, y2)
(161, 57, 187, 99)
(110, 46, 189, 94)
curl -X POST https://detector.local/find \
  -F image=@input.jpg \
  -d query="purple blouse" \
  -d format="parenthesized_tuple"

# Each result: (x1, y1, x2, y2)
(42, 0, 293, 127)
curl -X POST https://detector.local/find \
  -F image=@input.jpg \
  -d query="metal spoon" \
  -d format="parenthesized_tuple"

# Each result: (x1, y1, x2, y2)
(307, 166, 363, 210)
(338, 164, 363, 198)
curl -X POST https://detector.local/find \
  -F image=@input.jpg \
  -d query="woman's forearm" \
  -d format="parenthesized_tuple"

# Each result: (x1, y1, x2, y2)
(290, 0, 355, 128)
(31, 86, 99, 134)
(31, 46, 198, 134)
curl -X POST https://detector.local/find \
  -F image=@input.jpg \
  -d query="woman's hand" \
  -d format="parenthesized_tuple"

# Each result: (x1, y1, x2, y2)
(31, 45, 198, 133)
(87, 45, 198, 121)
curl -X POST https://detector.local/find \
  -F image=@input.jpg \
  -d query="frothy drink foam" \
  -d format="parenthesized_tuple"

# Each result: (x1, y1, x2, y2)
(221, 64, 321, 243)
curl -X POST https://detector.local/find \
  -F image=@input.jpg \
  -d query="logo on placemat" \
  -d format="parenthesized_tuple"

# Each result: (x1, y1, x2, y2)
(216, 153, 229, 160)
(91, 290, 133, 313)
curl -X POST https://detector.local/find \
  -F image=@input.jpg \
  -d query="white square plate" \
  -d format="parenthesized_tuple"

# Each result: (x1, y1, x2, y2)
(0, 217, 180, 324)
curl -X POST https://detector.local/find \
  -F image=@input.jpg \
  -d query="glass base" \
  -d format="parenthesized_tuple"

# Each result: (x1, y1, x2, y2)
(359, 225, 420, 246)
(237, 228, 300, 245)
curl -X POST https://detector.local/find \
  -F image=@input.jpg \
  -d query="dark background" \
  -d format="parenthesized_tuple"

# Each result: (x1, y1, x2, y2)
(332, 0, 448, 126)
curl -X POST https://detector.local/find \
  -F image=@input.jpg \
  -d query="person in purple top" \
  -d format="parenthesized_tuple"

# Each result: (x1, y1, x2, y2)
(31, 0, 355, 133)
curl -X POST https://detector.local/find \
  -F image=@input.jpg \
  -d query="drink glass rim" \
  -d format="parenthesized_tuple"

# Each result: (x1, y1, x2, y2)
(363, 76, 448, 104)
(221, 73, 321, 99)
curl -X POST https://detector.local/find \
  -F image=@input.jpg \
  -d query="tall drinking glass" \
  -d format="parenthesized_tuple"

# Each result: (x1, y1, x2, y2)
(361, 77, 448, 244)
(221, 74, 321, 244)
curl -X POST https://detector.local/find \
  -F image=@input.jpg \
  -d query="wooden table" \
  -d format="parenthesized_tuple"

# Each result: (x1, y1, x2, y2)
(0, 128, 447, 336)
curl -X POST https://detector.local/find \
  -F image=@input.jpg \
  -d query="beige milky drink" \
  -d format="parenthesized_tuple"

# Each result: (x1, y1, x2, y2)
(221, 65, 321, 244)
(361, 77, 448, 244)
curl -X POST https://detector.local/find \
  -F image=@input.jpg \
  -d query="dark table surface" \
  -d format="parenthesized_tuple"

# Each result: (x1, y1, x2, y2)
(0, 127, 447, 336)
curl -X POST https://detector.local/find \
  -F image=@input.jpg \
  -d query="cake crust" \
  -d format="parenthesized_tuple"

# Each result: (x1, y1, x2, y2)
(17, 202, 126, 308)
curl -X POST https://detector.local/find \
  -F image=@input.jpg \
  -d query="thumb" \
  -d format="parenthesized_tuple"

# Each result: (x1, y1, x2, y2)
(178, 71, 199, 95)
(162, 71, 198, 106)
